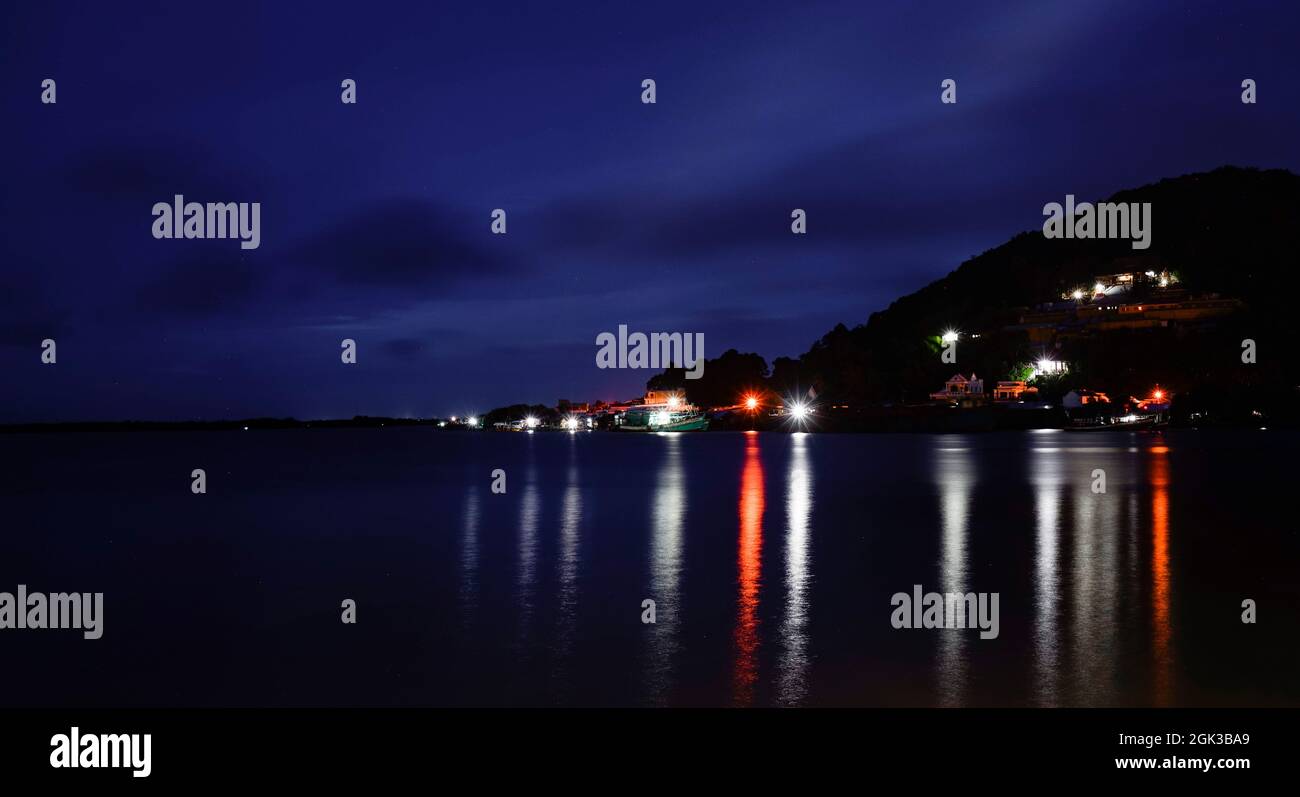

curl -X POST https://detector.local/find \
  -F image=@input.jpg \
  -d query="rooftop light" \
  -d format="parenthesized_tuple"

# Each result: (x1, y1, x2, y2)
(941, 330, 959, 344)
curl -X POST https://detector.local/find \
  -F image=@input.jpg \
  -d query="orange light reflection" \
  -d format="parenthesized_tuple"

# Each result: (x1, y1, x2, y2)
(733, 433, 765, 705)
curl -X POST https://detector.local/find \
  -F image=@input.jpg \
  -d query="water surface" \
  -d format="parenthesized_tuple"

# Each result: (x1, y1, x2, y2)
(1, 428, 1295, 707)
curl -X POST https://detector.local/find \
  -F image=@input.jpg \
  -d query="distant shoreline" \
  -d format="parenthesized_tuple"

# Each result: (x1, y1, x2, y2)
(0, 417, 443, 434)
(1, 409, 1288, 435)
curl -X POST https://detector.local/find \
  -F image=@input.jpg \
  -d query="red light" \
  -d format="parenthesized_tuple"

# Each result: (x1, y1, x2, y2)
(744, 395, 758, 410)
(1153, 389, 1164, 400)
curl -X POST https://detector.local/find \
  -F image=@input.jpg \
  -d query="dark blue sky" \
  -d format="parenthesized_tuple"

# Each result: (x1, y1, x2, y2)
(3, 1, 1298, 421)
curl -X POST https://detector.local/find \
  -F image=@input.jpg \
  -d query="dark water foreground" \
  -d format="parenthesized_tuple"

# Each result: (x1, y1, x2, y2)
(1, 428, 1296, 707)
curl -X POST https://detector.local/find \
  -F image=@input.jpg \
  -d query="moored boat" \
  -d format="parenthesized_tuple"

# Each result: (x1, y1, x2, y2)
(617, 391, 710, 432)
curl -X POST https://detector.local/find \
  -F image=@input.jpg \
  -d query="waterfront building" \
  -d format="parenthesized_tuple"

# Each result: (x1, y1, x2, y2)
(1062, 389, 1110, 408)
(993, 381, 1039, 402)
(930, 373, 984, 402)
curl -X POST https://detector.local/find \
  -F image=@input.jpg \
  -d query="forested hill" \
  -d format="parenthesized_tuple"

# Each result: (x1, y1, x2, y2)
(651, 166, 1300, 408)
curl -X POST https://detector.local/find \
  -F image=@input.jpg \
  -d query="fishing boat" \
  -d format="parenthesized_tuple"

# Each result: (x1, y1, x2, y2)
(1065, 387, 1170, 431)
(617, 391, 710, 432)
(1066, 411, 1163, 431)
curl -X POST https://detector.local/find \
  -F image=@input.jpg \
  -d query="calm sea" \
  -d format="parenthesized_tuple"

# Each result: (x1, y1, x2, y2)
(2, 428, 1296, 707)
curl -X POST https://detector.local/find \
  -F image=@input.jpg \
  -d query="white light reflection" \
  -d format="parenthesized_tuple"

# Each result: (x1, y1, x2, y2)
(645, 433, 685, 703)
(934, 436, 973, 707)
(777, 433, 813, 705)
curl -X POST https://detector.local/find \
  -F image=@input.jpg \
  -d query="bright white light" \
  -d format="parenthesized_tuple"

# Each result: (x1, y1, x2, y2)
(790, 402, 809, 420)
(1159, 277, 1168, 287)
(941, 330, 959, 344)
(564, 417, 579, 431)
(438, 421, 446, 427)
(1071, 289, 1084, 300)
(525, 416, 539, 428)
(450, 416, 457, 422)
(667, 395, 680, 408)
(467, 416, 478, 426)
(1094, 282, 1105, 294)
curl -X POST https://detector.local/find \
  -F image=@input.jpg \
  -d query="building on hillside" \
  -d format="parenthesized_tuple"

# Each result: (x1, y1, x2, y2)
(993, 381, 1039, 402)
(1062, 389, 1110, 408)
(643, 389, 683, 406)
(930, 373, 984, 402)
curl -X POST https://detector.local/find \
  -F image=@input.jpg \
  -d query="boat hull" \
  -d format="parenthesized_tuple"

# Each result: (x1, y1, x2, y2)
(617, 417, 710, 432)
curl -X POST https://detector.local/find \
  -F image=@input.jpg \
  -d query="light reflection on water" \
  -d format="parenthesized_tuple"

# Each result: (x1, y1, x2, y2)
(448, 430, 1289, 706)
(9, 428, 1293, 708)
(776, 433, 813, 706)
(934, 437, 973, 707)
(552, 439, 583, 696)
(1031, 445, 1062, 706)
(732, 432, 766, 706)
(1150, 448, 1172, 706)
(645, 433, 685, 703)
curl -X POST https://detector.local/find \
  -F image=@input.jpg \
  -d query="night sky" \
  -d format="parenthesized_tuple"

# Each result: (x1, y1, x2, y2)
(3, 1, 1298, 422)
